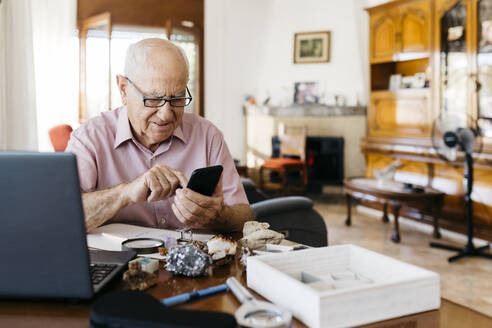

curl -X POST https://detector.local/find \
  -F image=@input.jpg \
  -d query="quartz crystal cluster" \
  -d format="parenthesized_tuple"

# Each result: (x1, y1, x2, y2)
(165, 245, 212, 277)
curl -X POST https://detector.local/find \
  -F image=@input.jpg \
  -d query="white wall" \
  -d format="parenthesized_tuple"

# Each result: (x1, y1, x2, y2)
(257, 0, 365, 108)
(205, 0, 375, 163)
(205, 0, 270, 162)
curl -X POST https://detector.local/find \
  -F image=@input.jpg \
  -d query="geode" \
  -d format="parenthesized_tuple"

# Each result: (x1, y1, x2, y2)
(165, 245, 212, 277)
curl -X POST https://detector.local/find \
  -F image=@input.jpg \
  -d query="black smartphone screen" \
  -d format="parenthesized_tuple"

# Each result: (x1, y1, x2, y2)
(186, 165, 223, 196)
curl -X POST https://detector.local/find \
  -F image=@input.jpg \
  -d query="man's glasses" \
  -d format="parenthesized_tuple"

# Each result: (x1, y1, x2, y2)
(125, 76, 192, 108)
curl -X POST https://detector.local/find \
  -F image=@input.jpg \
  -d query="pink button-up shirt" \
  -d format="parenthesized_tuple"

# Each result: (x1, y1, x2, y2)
(66, 106, 248, 229)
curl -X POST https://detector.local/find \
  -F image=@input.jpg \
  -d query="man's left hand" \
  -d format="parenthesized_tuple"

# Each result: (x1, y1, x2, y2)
(171, 176, 225, 229)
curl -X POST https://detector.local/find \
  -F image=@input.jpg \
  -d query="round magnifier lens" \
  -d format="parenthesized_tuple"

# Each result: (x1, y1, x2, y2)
(245, 309, 285, 325)
(122, 238, 164, 254)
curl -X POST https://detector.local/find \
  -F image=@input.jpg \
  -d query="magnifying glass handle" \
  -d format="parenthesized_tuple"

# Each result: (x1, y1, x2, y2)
(226, 277, 255, 304)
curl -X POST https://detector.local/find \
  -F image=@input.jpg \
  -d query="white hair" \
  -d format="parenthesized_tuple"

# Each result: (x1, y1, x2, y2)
(123, 38, 189, 80)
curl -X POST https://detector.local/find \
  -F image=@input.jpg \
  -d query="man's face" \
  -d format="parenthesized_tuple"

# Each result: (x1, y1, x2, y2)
(119, 52, 188, 150)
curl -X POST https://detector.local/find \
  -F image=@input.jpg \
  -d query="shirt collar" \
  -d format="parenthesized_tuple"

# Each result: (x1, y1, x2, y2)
(114, 107, 188, 149)
(172, 124, 187, 144)
(114, 107, 133, 149)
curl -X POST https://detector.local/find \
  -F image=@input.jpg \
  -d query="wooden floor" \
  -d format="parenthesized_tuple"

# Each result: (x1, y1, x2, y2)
(313, 201, 492, 319)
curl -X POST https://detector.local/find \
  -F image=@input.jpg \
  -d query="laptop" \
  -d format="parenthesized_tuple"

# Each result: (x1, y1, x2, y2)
(0, 152, 136, 299)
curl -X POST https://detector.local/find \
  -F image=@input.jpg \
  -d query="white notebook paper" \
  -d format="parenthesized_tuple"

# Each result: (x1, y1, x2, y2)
(87, 223, 214, 260)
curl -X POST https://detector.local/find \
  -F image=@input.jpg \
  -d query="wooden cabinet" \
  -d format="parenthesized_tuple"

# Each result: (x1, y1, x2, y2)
(364, 0, 492, 241)
(368, 0, 433, 140)
(369, 0, 431, 63)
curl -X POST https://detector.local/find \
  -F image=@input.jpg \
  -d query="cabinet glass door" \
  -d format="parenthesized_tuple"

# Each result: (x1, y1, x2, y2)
(440, 1, 468, 124)
(477, 0, 492, 135)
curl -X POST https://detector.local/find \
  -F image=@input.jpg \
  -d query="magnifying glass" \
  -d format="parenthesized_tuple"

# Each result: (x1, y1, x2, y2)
(226, 277, 291, 328)
(121, 238, 165, 254)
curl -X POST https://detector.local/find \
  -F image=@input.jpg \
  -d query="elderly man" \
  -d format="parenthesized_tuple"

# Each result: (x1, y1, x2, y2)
(67, 38, 253, 232)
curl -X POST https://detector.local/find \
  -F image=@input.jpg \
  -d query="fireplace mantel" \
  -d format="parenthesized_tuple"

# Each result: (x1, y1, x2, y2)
(245, 104, 366, 117)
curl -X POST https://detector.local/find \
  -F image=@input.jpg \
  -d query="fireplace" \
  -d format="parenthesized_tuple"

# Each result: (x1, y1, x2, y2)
(272, 136, 344, 192)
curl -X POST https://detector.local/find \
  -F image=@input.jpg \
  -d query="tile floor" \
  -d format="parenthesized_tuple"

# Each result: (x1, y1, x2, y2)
(314, 202, 492, 318)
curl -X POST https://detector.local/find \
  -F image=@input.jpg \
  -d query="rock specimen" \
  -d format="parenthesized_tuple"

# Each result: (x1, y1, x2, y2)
(242, 221, 270, 236)
(191, 240, 208, 253)
(158, 247, 168, 256)
(165, 245, 212, 277)
(123, 260, 158, 291)
(130, 257, 159, 274)
(240, 221, 285, 250)
(207, 235, 237, 260)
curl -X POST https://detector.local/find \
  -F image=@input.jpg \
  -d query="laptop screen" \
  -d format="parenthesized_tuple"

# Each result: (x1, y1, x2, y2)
(0, 152, 93, 299)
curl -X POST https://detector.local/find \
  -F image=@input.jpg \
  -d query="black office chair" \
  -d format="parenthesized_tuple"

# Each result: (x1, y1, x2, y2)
(242, 178, 328, 247)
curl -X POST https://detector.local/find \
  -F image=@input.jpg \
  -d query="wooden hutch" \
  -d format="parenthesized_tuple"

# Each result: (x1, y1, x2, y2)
(364, 0, 492, 240)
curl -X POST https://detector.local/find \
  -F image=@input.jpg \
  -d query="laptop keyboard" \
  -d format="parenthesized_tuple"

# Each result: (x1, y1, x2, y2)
(90, 263, 117, 285)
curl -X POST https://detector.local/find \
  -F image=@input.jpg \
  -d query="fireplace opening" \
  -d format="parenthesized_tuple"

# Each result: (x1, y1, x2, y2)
(272, 136, 344, 193)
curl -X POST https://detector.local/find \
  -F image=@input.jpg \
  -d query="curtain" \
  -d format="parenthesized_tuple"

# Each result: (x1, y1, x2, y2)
(31, 0, 78, 151)
(0, 1, 6, 149)
(0, 0, 38, 151)
(0, 0, 78, 151)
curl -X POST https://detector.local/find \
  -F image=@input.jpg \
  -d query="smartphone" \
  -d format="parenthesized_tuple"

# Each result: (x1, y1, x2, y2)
(186, 165, 223, 196)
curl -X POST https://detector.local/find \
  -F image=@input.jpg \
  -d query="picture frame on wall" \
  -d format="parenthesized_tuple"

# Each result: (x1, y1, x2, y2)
(294, 31, 330, 64)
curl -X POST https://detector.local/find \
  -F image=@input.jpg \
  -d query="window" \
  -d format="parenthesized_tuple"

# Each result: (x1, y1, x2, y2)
(79, 15, 200, 121)
(170, 30, 197, 114)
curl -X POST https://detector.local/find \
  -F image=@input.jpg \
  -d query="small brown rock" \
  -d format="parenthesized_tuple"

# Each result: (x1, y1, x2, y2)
(123, 262, 158, 291)
(158, 247, 168, 256)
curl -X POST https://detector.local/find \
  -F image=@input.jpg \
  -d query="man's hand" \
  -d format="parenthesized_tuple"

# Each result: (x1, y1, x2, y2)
(124, 165, 188, 205)
(171, 175, 225, 229)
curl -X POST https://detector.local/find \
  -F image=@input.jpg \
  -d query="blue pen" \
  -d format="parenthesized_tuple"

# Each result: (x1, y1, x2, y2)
(161, 284, 228, 306)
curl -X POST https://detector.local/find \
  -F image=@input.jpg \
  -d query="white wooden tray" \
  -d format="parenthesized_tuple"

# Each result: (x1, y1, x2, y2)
(247, 244, 440, 328)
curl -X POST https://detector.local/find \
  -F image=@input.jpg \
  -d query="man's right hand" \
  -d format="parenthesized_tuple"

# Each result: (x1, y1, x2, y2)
(123, 165, 188, 204)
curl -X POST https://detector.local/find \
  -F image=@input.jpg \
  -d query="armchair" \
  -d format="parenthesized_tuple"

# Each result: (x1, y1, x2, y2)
(48, 124, 73, 152)
(242, 178, 328, 247)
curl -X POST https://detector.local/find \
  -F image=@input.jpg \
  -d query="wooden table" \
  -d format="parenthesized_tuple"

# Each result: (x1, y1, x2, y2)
(1, 254, 491, 327)
(344, 178, 444, 243)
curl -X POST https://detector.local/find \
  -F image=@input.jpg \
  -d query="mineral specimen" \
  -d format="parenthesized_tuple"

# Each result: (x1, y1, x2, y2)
(123, 260, 158, 291)
(239, 246, 253, 267)
(191, 240, 208, 253)
(242, 221, 270, 236)
(240, 221, 285, 250)
(207, 235, 237, 260)
(165, 245, 212, 277)
(129, 257, 159, 274)
(158, 247, 168, 256)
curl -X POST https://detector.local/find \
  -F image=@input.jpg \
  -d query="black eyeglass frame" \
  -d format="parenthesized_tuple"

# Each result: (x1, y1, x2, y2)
(125, 76, 193, 108)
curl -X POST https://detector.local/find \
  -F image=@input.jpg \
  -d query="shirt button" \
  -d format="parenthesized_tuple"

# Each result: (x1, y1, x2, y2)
(161, 217, 166, 224)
